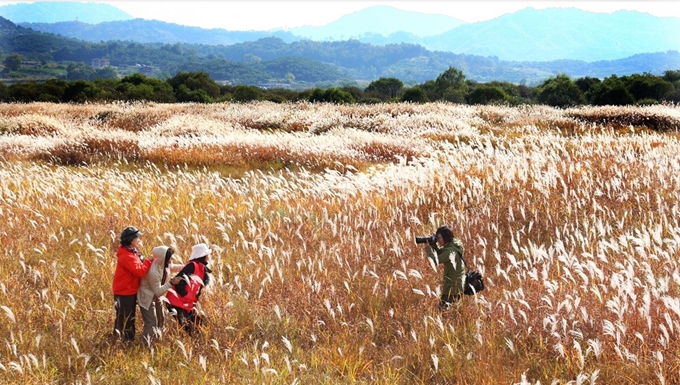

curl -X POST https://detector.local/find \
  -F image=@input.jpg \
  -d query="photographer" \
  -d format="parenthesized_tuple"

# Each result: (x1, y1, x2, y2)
(422, 225, 466, 311)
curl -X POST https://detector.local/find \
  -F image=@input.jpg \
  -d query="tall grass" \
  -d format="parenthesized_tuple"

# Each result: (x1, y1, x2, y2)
(0, 101, 679, 384)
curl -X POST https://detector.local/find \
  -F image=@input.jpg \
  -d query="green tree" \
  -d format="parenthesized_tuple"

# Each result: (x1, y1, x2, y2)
(574, 76, 601, 102)
(66, 62, 93, 81)
(243, 53, 262, 64)
(536, 74, 586, 107)
(365, 77, 404, 100)
(518, 84, 535, 101)
(267, 87, 304, 103)
(120, 73, 149, 86)
(467, 85, 508, 105)
(340, 86, 365, 103)
(589, 75, 634, 106)
(233, 85, 262, 102)
(665, 89, 680, 103)
(92, 66, 118, 80)
(115, 82, 153, 102)
(3, 54, 23, 72)
(8, 82, 42, 102)
(434, 66, 468, 103)
(117, 73, 175, 102)
(167, 71, 220, 102)
(169, 43, 184, 55)
(174, 85, 213, 103)
(663, 70, 680, 89)
(308, 88, 355, 104)
(487, 81, 520, 97)
(575, 77, 601, 93)
(401, 87, 429, 103)
(663, 70, 680, 102)
(663, 70, 680, 84)
(0, 82, 8, 102)
(39, 79, 68, 102)
(418, 80, 438, 102)
(308, 89, 325, 103)
(5, 81, 66, 103)
(63, 80, 103, 103)
(623, 73, 674, 103)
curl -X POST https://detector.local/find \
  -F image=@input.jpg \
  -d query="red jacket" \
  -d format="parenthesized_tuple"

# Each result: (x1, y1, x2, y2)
(166, 261, 205, 312)
(112, 245, 152, 295)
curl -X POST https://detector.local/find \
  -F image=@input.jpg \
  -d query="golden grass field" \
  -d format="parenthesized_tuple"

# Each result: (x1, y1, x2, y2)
(0, 101, 679, 384)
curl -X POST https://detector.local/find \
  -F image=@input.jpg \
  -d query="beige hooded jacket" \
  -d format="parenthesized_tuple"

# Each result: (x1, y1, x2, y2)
(138, 246, 173, 310)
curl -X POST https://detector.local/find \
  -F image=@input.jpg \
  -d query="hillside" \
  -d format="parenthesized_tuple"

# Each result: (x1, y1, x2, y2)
(20, 19, 300, 45)
(287, 5, 467, 39)
(9, 4, 680, 63)
(421, 8, 680, 61)
(0, 1, 132, 24)
(1, 15, 679, 86)
(186, 37, 680, 84)
(0, 16, 83, 55)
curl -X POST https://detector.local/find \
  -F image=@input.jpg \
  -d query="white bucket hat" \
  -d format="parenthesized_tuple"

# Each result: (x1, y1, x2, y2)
(189, 243, 212, 261)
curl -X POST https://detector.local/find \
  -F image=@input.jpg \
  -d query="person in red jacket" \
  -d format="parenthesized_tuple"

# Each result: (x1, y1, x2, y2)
(112, 226, 155, 342)
(166, 243, 212, 334)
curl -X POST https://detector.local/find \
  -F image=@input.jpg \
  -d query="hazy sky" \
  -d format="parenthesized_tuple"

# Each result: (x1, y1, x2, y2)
(99, 1, 680, 30)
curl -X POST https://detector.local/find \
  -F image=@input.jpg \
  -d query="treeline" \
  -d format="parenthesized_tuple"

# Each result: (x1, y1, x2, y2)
(2, 66, 679, 106)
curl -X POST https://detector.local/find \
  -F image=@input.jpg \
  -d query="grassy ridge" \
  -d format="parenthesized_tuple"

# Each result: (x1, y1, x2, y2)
(0, 102, 679, 384)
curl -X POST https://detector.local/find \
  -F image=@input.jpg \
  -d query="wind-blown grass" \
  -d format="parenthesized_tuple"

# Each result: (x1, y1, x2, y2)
(0, 101, 679, 384)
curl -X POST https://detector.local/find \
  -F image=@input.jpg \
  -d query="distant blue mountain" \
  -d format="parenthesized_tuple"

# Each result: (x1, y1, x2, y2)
(1, 13, 677, 86)
(0, 1, 132, 24)
(20, 19, 300, 45)
(287, 5, 466, 39)
(5, 2, 680, 63)
(421, 8, 680, 61)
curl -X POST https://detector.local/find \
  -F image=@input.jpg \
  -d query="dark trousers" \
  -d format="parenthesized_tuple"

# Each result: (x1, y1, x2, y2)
(155, 299, 165, 329)
(114, 294, 137, 341)
(167, 304, 203, 334)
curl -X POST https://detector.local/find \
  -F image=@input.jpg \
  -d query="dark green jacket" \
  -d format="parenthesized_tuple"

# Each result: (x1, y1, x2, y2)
(426, 238, 465, 299)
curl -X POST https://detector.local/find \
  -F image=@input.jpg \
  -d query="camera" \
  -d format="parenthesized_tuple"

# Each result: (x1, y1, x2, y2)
(415, 234, 437, 244)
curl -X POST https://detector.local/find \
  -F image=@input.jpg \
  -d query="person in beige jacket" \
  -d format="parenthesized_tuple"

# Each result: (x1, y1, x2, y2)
(139, 246, 181, 343)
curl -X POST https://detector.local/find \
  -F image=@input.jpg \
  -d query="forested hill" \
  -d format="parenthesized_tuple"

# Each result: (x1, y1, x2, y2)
(19, 19, 301, 45)
(0, 15, 84, 54)
(0, 1, 132, 24)
(421, 8, 680, 62)
(13, 5, 680, 63)
(1, 16, 679, 86)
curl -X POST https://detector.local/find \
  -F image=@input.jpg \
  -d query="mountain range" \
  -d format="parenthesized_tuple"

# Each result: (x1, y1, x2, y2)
(0, 2, 679, 86)
(287, 5, 467, 40)
(4, 2, 680, 63)
(0, 1, 132, 24)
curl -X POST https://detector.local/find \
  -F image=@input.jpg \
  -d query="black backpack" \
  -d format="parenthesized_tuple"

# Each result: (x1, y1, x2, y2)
(460, 254, 485, 295)
(464, 270, 485, 295)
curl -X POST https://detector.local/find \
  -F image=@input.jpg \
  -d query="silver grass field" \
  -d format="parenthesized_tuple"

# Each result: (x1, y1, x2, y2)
(0, 101, 679, 384)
